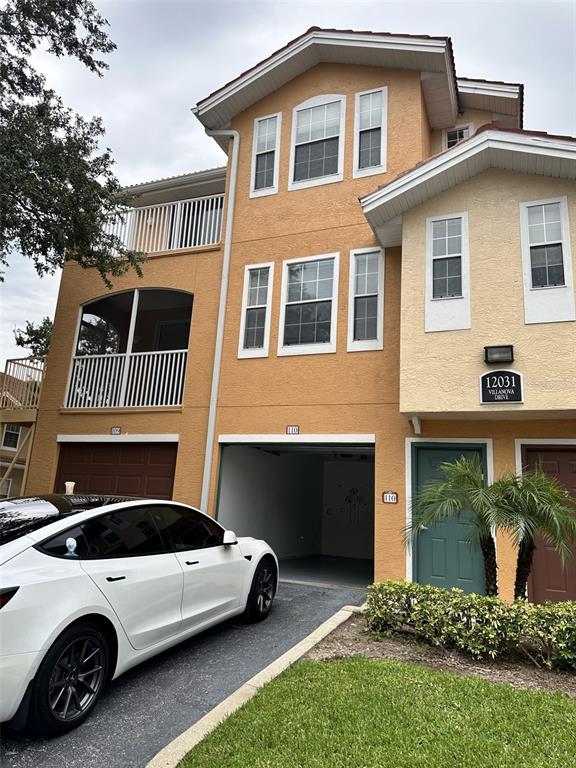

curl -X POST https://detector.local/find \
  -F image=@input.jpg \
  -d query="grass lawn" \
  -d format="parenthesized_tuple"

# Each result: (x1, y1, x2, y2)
(180, 657, 576, 768)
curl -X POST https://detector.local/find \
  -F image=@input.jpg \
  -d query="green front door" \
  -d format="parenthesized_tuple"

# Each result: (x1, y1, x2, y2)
(413, 445, 486, 594)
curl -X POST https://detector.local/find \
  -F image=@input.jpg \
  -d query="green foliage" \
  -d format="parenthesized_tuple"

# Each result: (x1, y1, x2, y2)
(14, 316, 53, 357)
(0, 0, 145, 285)
(366, 580, 576, 669)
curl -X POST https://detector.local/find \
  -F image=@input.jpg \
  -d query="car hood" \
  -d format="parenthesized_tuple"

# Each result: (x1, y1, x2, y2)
(0, 535, 36, 567)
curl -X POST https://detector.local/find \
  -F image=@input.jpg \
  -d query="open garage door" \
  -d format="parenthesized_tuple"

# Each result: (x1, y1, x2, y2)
(55, 442, 177, 499)
(216, 443, 374, 588)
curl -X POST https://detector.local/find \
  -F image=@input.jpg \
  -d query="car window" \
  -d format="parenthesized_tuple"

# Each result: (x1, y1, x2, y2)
(150, 505, 224, 551)
(37, 506, 166, 559)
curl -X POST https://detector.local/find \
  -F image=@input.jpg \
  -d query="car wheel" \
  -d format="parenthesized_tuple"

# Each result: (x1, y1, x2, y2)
(27, 622, 110, 736)
(245, 557, 277, 622)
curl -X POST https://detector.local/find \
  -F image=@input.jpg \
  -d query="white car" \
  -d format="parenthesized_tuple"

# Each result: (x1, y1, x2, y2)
(0, 495, 278, 736)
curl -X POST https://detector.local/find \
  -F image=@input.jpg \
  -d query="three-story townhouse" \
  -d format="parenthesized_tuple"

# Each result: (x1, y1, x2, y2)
(11, 28, 575, 602)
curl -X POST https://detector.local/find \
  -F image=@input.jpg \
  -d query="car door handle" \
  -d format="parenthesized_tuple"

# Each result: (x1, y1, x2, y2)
(185, 560, 199, 566)
(106, 576, 126, 582)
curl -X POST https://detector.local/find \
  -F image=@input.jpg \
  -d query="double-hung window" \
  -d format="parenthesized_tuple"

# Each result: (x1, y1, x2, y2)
(238, 263, 274, 358)
(526, 202, 565, 288)
(0, 479, 11, 499)
(444, 124, 473, 150)
(354, 88, 387, 177)
(348, 248, 384, 351)
(289, 96, 345, 190)
(431, 218, 463, 298)
(519, 197, 574, 324)
(250, 114, 281, 197)
(2, 423, 20, 449)
(279, 254, 339, 355)
(426, 213, 470, 332)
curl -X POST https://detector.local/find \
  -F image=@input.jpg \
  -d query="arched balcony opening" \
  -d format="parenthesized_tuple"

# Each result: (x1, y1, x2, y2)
(66, 289, 193, 409)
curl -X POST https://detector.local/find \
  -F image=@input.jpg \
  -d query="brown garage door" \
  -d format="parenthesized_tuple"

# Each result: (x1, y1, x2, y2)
(524, 446, 576, 603)
(55, 443, 177, 499)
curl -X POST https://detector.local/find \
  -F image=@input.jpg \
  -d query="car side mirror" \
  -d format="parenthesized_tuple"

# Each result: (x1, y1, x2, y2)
(223, 530, 238, 546)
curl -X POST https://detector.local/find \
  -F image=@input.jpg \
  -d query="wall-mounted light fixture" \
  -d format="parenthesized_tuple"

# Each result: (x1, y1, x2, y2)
(484, 344, 514, 364)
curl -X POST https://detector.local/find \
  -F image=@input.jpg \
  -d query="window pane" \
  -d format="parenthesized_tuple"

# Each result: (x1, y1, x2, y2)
(433, 257, 462, 298)
(244, 307, 266, 349)
(38, 525, 90, 559)
(544, 202, 561, 223)
(294, 137, 339, 181)
(530, 244, 565, 287)
(527, 205, 544, 226)
(150, 506, 224, 551)
(256, 116, 277, 153)
(359, 128, 381, 169)
(254, 151, 275, 190)
(2, 425, 19, 449)
(354, 296, 378, 340)
(78, 507, 166, 558)
(283, 300, 332, 346)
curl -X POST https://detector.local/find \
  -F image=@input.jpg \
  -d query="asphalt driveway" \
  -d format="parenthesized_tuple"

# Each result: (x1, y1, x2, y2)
(0, 582, 364, 768)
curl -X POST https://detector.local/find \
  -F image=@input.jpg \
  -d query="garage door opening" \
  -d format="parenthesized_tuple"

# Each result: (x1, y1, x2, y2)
(216, 443, 374, 588)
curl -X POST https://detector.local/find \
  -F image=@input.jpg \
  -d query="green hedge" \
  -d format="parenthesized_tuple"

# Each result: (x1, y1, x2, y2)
(365, 581, 576, 669)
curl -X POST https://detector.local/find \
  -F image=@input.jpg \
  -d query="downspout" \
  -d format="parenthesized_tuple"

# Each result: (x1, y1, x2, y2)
(200, 128, 240, 512)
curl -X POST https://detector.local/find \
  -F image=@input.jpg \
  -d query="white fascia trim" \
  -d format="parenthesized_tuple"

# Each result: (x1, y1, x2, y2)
(353, 86, 388, 179)
(457, 80, 521, 99)
(425, 211, 471, 333)
(288, 95, 346, 192)
(194, 30, 450, 118)
(277, 252, 340, 357)
(249, 112, 282, 199)
(56, 434, 180, 443)
(361, 130, 576, 216)
(347, 247, 385, 352)
(237, 262, 275, 359)
(218, 433, 376, 444)
(405, 437, 494, 581)
(519, 196, 575, 324)
(442, 122, 475, 151)
(515, 438, 576, 476)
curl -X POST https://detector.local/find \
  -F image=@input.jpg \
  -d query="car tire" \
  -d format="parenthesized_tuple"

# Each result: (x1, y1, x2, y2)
(27, 622, 110, 737)
(244, 557, 277, 623)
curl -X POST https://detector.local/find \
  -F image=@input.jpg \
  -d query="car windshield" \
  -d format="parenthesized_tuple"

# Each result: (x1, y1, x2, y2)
(0, 495, 138, 545)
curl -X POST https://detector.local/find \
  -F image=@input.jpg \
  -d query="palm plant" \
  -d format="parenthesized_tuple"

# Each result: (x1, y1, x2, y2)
(489, 468, 576, 599)
(406, 455, 499, 596)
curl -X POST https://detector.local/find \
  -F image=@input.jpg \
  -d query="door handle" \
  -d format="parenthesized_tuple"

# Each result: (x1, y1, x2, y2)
(106, 576, 126, 582)
(185, 560, 199, 566)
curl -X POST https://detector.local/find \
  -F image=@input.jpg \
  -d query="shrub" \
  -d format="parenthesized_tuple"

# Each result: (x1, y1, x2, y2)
(365, 580, 576, 669)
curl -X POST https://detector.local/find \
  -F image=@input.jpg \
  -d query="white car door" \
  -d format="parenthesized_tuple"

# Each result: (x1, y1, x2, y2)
(150, 505, 248, 631)
(74, 506, 184, 650)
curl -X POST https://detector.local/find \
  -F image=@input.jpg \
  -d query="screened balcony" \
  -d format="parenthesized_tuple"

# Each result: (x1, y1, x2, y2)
(106, 194, 224, 254)
(65, 289, 192, 409)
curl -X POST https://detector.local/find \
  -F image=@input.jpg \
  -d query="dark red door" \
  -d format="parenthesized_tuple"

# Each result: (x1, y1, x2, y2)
(523, 446, 576, 603)
(55, 443, 177, 499)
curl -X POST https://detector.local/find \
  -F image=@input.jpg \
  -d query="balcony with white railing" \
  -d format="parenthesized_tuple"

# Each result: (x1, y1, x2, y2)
(65, 289, 192, 410)
(106, 194, 224, 254)
(1, 357, 46, 422)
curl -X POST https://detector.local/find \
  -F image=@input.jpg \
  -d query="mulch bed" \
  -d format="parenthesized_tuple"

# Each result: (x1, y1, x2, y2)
(307, 612, 576, 698)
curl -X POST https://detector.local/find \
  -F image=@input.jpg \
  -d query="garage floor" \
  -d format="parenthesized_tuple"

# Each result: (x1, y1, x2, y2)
(279, 555, 373, 588)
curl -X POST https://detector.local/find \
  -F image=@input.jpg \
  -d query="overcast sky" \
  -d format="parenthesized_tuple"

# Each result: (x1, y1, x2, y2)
(1, 0, 575, 366)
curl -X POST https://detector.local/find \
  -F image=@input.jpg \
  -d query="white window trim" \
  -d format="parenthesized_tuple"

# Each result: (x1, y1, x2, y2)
(519, 196, 575, 324)
(347, 247, 385, 351)
(0, 478, 12, 499)
(353, 87, 388, 179)
(249, 112, 282, 199)
(237, 262, 275, 359)
(442, 122, 474, 151)
(277, 252, 340, 356)
(288, 94, 346, 192)
(2, 423, 20, 450)
(425, 211, 471, 333)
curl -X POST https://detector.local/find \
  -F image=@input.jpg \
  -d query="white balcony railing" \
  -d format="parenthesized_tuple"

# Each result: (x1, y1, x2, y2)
(1, 357, 45, 410)
(65, 350, 187, 409)
(106, 194, 224, 254)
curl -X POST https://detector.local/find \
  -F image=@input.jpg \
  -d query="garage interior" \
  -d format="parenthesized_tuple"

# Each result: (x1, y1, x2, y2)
(216, 444, 375, 588)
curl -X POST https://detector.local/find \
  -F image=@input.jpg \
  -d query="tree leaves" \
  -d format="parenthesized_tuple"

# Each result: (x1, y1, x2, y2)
(0, 0, 145, 285)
